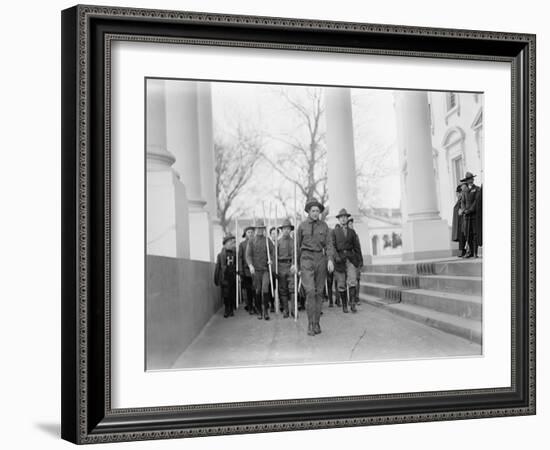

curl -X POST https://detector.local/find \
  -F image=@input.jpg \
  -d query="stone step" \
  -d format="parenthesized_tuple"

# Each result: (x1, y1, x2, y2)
(361, 272, 482, 295)
(359, 293, 482, 344)
(363, 258, 482, 277)
(419, 274, 481, 295)
(401, 289, 482, 320)
(360, 282, 403, 304)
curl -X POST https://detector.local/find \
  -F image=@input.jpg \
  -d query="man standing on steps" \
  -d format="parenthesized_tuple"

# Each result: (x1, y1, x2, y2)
(296, 198, 334, 336)
(239, 225, 256, 315)
(451, 183, 468, 257)
(246, 221, 275, 320)
(460, 172, 483, 258)
(332, 208, 363, 313)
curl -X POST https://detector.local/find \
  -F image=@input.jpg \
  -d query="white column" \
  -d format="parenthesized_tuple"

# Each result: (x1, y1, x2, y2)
(165, 81, 212, 262)
(394, 91, 451, 261)
(197, 82, 223, 259)
(325, 87, 371, 263)
(146, 79, 190, 258)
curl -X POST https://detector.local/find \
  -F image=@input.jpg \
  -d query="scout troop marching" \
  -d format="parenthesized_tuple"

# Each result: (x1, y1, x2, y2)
(215, 195, 363, 337)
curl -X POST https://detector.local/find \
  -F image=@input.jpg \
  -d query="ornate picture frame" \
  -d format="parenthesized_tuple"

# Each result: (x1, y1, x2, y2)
(61, 4, 535, 444)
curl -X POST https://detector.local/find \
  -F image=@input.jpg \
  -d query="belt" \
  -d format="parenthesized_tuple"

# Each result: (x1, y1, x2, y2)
(301, 249, 323, 253)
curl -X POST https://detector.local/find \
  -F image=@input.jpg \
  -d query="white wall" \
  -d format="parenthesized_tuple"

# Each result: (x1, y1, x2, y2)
(0, 0, 545, 449)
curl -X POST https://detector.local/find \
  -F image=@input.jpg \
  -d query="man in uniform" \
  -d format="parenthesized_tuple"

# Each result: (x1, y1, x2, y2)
(332, 209, 363, 313)
(296, 198, 334, 336)
(460, 172, 483, 258)
(214, 234, 237, 318)
(277, 218, 296, 318)
(239, 225, 256, 314)
(246, 221, 275, 320)
(347, 216, 362, 305)
(268, 226, 279, 312)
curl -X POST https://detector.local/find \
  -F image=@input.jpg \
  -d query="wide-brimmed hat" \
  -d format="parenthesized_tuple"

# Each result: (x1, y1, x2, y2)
(460, 172, 477, 182)
(223, 234, 236, 245)
(254, 220, 266, 229)
(241, 226, 255, 238)
(304, 197, 325, 213)
(335, 208, 352, 218)
(278, 218, 295, 231)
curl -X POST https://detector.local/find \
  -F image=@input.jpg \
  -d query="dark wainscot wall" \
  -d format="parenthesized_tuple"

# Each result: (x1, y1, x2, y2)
(146, 255, 221, 370)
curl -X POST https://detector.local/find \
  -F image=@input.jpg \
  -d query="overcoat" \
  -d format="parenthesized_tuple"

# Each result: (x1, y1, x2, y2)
(331, 225, 363, 272)
(238, 240, 252, 277)
(463, 184, 483, 246)
(214, 248, 236, 287)
(451, 196, 464, 242)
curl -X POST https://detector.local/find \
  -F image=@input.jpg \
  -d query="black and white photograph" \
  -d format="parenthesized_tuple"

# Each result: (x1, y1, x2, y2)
(145, 79, 484, 371)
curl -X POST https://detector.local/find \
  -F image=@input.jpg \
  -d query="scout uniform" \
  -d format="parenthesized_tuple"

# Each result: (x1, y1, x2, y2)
(296, 198, 334, 336)
(246, 221, 275, 320)
(460, 172, 483, 258)
(277, 218, 296, 318)
(214, 234, 237, 318)
(239, 226, 256, 314)
(332, 209, 363, 313)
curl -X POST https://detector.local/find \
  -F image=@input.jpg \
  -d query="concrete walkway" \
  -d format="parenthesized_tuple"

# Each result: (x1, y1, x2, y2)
(171, 301, 481, 370)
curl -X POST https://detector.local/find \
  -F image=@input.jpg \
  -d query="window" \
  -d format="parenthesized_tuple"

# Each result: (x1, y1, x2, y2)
(444, 92, 460, 124)
(452, 156, 464, 190)
(447, 92, 457, 110)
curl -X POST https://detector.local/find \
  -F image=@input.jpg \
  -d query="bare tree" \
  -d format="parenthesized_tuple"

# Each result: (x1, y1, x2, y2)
(355, 142, 396, 212)
(215, 123, 264, 232)
(262, 87, 328, 208)
(352, 91, 397, 211)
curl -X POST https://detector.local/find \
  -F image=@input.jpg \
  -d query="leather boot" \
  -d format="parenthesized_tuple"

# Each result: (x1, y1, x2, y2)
(257, 295, 264, 320)
(313, 322, 321, 334)
(263, 293, 271, 320)
(349, 287, 357, 313)
(341, 291, 348, 313)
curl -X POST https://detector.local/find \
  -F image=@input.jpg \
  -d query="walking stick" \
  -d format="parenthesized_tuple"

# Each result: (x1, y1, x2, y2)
(262, 202, 275, 298)
(293, 183, 298, 321)
(235, 218, 240, 309)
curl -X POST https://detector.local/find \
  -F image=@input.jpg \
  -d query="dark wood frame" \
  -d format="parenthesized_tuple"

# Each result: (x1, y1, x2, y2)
(61, 4, 536, 444)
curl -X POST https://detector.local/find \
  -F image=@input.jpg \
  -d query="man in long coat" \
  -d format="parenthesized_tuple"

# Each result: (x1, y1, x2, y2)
(451, 183, 468, 257)
(239, 226, 256, 314)
(461, 172, 483, 258)
(296, 198, 334, 336)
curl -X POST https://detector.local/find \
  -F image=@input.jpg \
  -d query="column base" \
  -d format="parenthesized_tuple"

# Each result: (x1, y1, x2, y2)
(401, 219, 452, 261)
(147, 170, 190, 258)
(352, 219, 372, 265)
(188, 208, 213, 262)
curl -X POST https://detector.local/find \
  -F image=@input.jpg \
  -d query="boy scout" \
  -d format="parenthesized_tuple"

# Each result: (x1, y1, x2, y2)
(332, 209, 362, 313)
(214, 234, 237, 318)
(277, 218, 296, 318)
(246, 221, 275, 320)
(295, 198, 334, 336)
